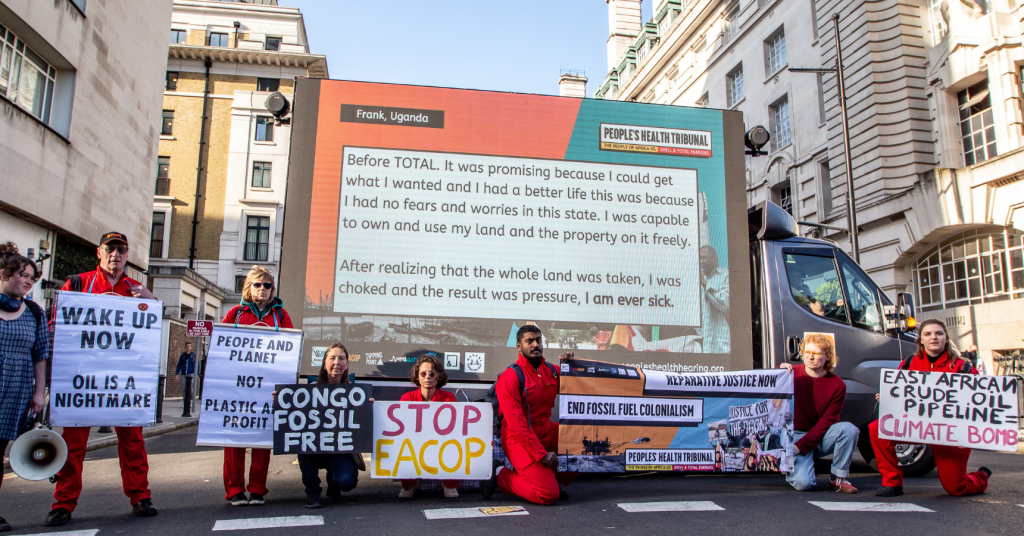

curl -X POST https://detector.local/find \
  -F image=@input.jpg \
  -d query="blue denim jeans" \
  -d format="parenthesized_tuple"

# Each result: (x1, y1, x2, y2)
(786, 421, 859, 491)
(297, 453, 359, 494)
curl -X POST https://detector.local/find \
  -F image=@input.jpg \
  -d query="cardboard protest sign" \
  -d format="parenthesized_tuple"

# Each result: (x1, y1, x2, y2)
(197, 323, 302, 448)
(372, 402, 492, 480)
(50, 291, 162, 427)
(272, 383, 374, 455)
(558, 360, 794, 473)
(878, 368, 1019, 452)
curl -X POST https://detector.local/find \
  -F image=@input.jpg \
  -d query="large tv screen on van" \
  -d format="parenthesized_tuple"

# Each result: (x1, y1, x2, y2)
(280, 79, 750, 379)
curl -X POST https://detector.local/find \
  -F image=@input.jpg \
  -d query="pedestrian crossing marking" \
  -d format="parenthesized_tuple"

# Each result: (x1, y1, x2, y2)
(19, 531, 99, 536)
(809, 501, 934, 512)
(424, 506, 529, 519)
(618, 501, 724, 512)
(212, 515, 324, 531)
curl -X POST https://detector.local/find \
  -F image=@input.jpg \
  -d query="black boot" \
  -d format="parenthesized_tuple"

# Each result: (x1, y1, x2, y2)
(44, 508, 71, 527)
(305, 492, 323, 509)
(480, 459, 502, 500)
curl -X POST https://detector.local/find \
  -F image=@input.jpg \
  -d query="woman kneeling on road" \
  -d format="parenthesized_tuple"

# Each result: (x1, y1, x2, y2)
(397, 354, 460, 499)
(297, 343, 364, 508)
(780, 333, 859, 493)
(869, 318, 990, 497)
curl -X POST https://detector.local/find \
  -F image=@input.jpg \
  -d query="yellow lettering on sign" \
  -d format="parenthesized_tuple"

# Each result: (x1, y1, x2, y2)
(374, 439, 393, 476)
(393, 438, 421, 476)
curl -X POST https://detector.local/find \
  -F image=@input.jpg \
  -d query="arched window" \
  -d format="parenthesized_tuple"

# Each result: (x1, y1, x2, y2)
(913, 227, 1024, 311)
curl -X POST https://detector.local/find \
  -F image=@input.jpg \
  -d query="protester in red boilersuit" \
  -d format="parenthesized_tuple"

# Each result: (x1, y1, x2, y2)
(481, 325, 577, 505)
(47, 232, 159, 527)
(221, 266, 293, 507)
(398, 354, 461, 499)
(869, 318, 991, 497)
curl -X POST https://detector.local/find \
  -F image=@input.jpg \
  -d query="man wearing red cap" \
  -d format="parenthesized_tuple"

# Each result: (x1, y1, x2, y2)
(45, 232, 158, 527)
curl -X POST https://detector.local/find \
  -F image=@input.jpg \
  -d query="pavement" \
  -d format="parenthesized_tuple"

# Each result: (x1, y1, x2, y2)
(2, 420, 1023, 536)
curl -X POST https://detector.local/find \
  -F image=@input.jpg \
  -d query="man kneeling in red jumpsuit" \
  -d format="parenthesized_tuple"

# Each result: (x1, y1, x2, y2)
(870, 318, 991, 497)
(481, 325, 577, 505)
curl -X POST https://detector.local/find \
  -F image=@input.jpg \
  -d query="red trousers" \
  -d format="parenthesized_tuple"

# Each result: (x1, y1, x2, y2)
(53, 426, 151, 512)
(497, 422, 577, 505)
(223, 447, 271, 499)
(869, 420, 988, 496)
(400, 479, 460, 490)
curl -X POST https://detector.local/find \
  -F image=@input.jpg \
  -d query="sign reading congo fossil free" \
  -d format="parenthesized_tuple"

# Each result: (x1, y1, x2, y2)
(558, 360, 794, 473)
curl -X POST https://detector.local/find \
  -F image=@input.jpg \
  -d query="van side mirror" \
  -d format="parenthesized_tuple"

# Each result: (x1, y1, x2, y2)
(896, 292, 915, 331)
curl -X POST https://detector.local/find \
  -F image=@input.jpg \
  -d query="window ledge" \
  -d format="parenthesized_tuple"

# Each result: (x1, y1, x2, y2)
(239, 198, 281, 206)
(160, 135, 175, 140)
(729, 97, 746, 110)
(253, 140, 276, 146)
(0, 92, 70, 144)
(764, 64, 789, 84)
(249, 187, 274, 192)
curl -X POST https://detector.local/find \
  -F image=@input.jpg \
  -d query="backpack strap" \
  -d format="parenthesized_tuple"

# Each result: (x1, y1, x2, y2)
(68, 274, 83, 293)
(956, 358, 972, 374)
(24, 299, 42, 328)
(898, 356, 914, 371)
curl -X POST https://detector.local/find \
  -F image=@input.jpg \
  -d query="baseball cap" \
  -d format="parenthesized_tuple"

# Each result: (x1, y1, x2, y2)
(99, 232, 129, 247)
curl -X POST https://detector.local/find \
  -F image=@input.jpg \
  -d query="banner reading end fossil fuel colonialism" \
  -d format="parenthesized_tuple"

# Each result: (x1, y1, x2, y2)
(557, 360, 794, 473)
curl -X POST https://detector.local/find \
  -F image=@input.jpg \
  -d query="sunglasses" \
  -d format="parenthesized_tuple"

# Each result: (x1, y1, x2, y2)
(419, 371, 437, 378)
(103, 245, 129, 254)
(251, 282, 274, 289)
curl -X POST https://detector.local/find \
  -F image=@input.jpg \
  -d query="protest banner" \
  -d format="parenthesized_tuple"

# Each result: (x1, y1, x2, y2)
(878, 368, 1019, 452)
(272, 383, 374, 455)
(197, 323, 302, 448)
(372, 401, 492, 480)
(557, 359, 794, 473)
(50, 291, 162, 427)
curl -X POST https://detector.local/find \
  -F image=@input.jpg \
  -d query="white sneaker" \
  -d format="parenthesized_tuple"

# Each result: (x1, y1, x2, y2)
(398, 487, 415, 499)
(443, 487, 459, 499)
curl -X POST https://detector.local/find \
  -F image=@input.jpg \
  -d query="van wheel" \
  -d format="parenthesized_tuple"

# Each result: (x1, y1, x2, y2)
(861, 442, 935, 477)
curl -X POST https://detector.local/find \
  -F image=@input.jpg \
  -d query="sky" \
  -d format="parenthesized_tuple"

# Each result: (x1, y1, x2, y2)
(288, 0, 653, 98)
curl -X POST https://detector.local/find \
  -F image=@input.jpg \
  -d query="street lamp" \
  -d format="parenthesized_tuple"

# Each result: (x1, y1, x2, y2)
(790, 13, 859, 263)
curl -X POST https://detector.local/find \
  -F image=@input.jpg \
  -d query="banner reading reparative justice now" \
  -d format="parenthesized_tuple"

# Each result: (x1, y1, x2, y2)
(557, 360, 794, 473)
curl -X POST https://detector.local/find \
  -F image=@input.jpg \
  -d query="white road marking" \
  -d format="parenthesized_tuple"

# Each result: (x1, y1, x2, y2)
(19, 531, 99, 536)
(809, 501, 934, 512)
(212, 515, 324, 531)
(423, 506, 529, 519)
(618, 501, 724, 512)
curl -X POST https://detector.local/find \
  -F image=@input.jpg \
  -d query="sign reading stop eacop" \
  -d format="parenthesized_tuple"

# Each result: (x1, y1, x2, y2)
(372, 401, 493, 480)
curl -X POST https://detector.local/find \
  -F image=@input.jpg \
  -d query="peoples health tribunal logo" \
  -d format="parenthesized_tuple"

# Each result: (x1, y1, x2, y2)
(599, 123, 712, 158)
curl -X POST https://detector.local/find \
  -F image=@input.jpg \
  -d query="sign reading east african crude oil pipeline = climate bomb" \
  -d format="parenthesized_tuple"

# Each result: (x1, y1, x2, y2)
(878, 368, 1019, 452)
(372, 401, 493, 480)
(557, 360, 794, 473)
(50, 291, 163, 427)
(272, 383, 374, 455)
(197, 323, 302, 448)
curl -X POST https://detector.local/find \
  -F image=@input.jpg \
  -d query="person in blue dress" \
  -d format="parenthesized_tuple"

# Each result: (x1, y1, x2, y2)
(0, 243, 50, 532)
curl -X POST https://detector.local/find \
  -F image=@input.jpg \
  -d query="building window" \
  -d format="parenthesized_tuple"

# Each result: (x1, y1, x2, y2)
(161, 110, 174, 136)
(150, 212, 165, 258)
(816, 73, 827, 124)
(265, 36, 281, 51)
(914, 228, 1024, 311)
(166, 71, 179, 91)
(726, 64, 744, 107)
(70, 0, 87, 13)
(208, 32, 229, 47)
(818, 160, 832, 214)
(957, 80, 997, 166)
(696, 93, 709, 108)
(0, 24, 57, 125)
(774, 182, 793, 215)
(769, 95, 792, 150)
(244, 216, 270, 262)
(156, 157, 170, 195)
(251, 162, 272, 188)
(765, 28, 787, 76)
(170, 29, 187, 44)
(723, 2, 740, 42)
(256, 78, 279, 92)
(810, 0, 819, 39)
(255, 116, 274, 142)
(234, 275, 246, 294)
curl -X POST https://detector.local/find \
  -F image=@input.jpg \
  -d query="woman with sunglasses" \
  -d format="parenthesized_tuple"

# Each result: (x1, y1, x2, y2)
(220, 266, 293, 507)
(397, 354, 460, 499)
(0, 243, 48, 532)
(296, 342, 364, 508)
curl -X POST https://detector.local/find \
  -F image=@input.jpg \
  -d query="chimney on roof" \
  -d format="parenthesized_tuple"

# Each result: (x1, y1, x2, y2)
(559, 72, 588, 98)
(607, 0, 642, 72)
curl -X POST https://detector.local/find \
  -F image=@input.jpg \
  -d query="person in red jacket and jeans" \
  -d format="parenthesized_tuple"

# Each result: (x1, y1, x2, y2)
(481, 325, 576, 505)
(779, 333, 859, 493)
(870, 318, 991, 497)
(220, 265, 293, 506)
(398, 354, 461, 499)
(47, 232, 159, 527)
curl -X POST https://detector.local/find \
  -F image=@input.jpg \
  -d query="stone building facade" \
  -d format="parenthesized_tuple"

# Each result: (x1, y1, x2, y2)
(595, 0, 1024, 372)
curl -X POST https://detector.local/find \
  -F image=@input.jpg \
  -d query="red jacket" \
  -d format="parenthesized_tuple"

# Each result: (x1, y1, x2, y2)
(62, 266, 141, 297)
(903, 351, 978, 375)
(497, 353, 559, 468)
(222, 297, 293, 329)
(400, 389, 456, 402)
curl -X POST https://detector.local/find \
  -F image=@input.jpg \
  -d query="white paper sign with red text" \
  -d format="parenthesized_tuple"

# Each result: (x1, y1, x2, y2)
(372, 401, 493, 480)
(878, 368, 1019, 452)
